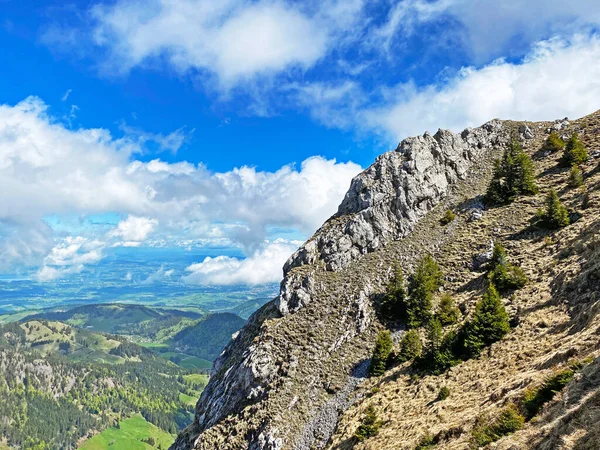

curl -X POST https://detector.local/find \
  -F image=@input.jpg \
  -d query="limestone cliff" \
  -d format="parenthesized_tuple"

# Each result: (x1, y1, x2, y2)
(171, 112, 600, 450)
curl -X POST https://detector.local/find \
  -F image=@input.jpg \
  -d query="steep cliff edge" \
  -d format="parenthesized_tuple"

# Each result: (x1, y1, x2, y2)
(171, 112, 600, 450)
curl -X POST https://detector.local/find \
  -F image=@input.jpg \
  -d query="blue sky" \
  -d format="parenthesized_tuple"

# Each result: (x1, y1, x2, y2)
(1, 0, 600, 286)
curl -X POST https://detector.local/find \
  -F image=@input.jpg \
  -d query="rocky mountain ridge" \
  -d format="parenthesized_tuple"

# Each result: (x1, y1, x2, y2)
(171, 111, 600, 450)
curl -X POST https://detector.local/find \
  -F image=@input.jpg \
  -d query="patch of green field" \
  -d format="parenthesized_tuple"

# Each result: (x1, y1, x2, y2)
(0, 310, 39, 324)
(178, 392, 198, 406)
(79, 414, 174, 450)
(158, 352, 212, 369)
(178, 357, 212, 370)
(139, 342, 169, 350)
(183, 374, 209, 385)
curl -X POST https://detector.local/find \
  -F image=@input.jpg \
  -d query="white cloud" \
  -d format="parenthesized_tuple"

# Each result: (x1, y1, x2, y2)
(119, 122, 192, 154)
(0, 97, 361, 278)
(44, 236, 104, 266)
(375, 0, 600, 61)
(61, 89, 72, 102)
(36, 264, 84, 282)
(88, 0, 329, 87)
(182, 239, 300, 285)
(360, 35, 600, 140)
(109, 216, 158, 242)
(141, 266, 175, 285)
(34, 236, 105, 281)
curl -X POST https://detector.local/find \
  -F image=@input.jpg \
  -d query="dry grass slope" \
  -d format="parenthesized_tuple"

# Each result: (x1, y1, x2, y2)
(326, 113, 600, 450)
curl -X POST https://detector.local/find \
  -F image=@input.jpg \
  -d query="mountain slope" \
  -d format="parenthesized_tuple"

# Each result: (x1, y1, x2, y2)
(171, 113, 600, 450)
(170, 313, 246, 361)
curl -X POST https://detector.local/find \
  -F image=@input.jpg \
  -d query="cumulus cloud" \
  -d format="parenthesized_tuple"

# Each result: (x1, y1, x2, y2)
(361, 35, 600, 139)
(182, 239, 300, 285)
(0, 97, 361, 280)
(35, 236, 105, 281)
(88, 0, 329, 86)
(44, 0, 367, 90)
(109, 216, 158, 242)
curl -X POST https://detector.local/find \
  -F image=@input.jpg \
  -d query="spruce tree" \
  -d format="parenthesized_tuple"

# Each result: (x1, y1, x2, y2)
(488, 242, 528, 292)
(406, 255, 443, 327)
(542, 131, 565, 153)
(369, 330, 393, 376)
(421, 318, 459, 373)
(355, 405, 381, 441)
(568, 165, 584, 188)
(462, 285, 510, 357)
(436, 293, 460, 326)
(542, 189, 570, 229)
(397, 329, 422, 362)
(561, 132, 588, 167)
(381, 265, 407, 319)
(426, 317, 443, 357)
(485, 140, 538, 205)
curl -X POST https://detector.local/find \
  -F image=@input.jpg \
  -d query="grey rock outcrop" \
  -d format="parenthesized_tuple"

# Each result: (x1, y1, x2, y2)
(280, 121, 508, 314)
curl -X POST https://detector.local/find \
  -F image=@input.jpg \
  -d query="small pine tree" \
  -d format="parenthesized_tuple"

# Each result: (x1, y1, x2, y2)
(355, 405, 381, 441)
(542, 189, 570, 229)
(437, 386, 450, 401)
(397, 329, 422, 362)
(380, 266, 407, 319)
(561, 132, 588, 167)
(485, 140, 538, 205)
(462, 285, 510, 357)
(426, 317, 443, 360)
(542, 131, 566, 153)
(419, 318, 459, 373)
(369, 330, 393, 376)
(488, 242, 527, 292)
(440, 209, 456, 225)
(436, 293, 460, 325)
(569, 165, 584, 188)
(581, 185, 590, 209)
(406, 255, 443, 327)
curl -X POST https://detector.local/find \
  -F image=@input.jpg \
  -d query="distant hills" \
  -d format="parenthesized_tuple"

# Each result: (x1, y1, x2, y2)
(31, 303, 202, 338)
(30, 303, 247, 369)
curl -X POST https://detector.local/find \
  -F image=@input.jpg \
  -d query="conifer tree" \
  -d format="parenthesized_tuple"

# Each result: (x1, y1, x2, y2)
(542, 189, 570, 229)
(397, 329, 422, 362)
(542, 131, 565, 153)
(568, 165, 584, 188)
(426, 317, 443, 357)
(488, 242, 528, 291)
(381, 265, 407, 319)
(355, 405, 381, 441)
(436, 293, 460, 326)
(462, 285, 510, 357)
(369, 330, 393, 376)
(561, 132, 588, 167)
(485, 140, 538, 205)
(406, 255, 443, 327)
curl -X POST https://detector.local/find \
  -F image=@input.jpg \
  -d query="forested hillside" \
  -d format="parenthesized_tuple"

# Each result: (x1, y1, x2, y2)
(0, 321, 205, 450)
(170, 313, 246, 361)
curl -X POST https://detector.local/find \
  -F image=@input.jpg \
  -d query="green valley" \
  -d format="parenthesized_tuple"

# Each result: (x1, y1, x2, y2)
(79, 415, 174, 450)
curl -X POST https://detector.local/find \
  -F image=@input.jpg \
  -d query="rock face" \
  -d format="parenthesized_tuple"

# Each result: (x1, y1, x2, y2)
(170, 120, 511, 450)
(279, 121, 507, 314)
